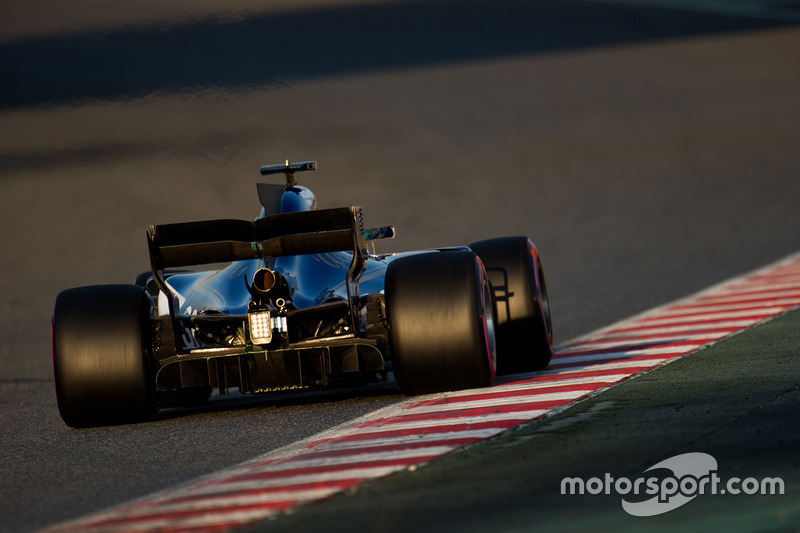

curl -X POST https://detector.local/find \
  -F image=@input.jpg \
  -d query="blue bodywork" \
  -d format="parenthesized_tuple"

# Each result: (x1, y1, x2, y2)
(146, 172, 446, 395)
(162, 185, 393, 318)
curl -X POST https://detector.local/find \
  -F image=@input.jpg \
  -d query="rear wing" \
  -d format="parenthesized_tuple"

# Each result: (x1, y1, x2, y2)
(147, 207, 394, 341)
(148, 207, 367, 270)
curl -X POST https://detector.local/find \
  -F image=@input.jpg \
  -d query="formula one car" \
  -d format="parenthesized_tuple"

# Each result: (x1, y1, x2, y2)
(52, 161, 553, 427)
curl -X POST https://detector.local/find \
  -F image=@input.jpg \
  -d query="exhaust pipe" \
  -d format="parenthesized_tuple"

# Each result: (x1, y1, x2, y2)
(252, 268, 277, 295)
(246, 268, 290, 307)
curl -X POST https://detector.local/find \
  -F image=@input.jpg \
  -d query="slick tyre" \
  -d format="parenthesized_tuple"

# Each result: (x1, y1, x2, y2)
(52, 285, 158, 427)
(386, 251, 496, 395)
(469, 237, 553, 374)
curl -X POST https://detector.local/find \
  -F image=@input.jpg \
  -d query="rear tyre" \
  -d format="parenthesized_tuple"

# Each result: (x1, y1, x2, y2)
(469, 237, 553, 374)
(386, 251, 496, 395)
(52, 285, 158, 427)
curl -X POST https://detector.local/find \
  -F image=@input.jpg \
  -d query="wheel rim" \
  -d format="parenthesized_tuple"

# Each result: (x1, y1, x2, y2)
(529, 243, 553, 346)
(481, 267, 497, 375)
(537, 260, 553, 343)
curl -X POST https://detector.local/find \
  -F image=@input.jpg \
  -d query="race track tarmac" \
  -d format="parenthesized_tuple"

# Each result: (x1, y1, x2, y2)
(1, 1, 799, 531)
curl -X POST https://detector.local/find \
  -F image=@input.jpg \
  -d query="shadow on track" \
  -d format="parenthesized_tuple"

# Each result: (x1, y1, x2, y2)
(2, 0, 795, 109)
(154, 382, 402, 424)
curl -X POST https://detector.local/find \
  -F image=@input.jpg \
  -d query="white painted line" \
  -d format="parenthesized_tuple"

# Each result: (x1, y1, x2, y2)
(641, 306, 789, 321)
(398, 390, 589, 413)
(541, 358, 678, 374)
(552, 343, 706, 365)
(350, 413, 544, 433)
(103, 487, 342, 518)
(163, 467, 397, 496)
(590, 319, 763, 337)
(566, 331, 731, 350)
(296, 432, 492, 452)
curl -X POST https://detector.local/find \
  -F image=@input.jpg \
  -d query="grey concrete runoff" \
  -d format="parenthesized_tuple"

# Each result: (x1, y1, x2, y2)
(254, 308, 800, 533)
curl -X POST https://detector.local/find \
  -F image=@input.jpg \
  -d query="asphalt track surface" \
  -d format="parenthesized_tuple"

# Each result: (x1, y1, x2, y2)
(1, 0, 800, 531)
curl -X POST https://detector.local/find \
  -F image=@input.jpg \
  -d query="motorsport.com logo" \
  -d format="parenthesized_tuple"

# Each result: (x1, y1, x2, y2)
(561, 453, 784, 516)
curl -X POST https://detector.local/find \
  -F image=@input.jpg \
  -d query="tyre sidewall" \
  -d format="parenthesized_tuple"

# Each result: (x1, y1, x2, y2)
(386, 251, 495, 394)
(470, 236, 553, 373)
(52, 285, 156, 427)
